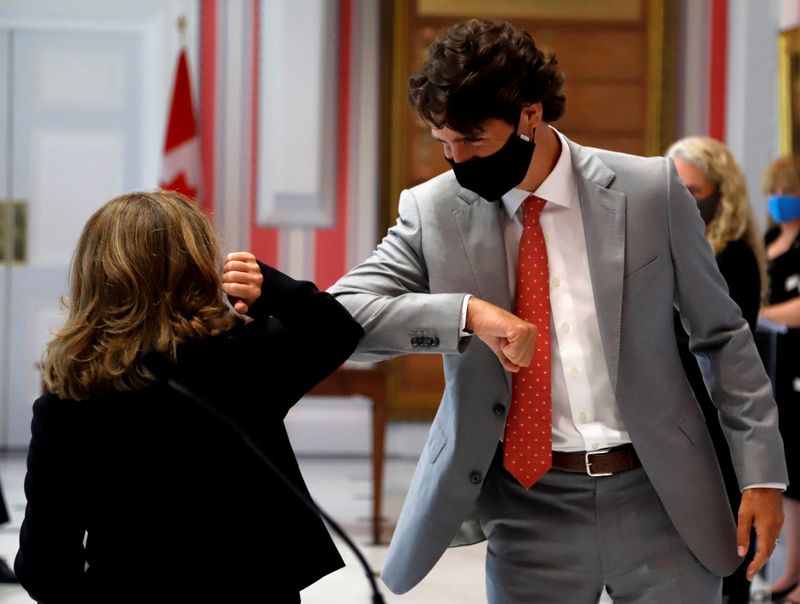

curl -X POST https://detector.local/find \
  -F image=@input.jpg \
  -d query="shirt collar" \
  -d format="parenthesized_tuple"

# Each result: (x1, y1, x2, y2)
(501, 127, 575, 220)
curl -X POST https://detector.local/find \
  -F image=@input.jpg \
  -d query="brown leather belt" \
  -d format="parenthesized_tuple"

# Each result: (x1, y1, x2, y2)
(551, 444, 640, 477)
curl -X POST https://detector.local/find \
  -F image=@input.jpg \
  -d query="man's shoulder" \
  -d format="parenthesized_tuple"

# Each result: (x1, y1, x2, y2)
(567, 138, 670, 192)
(580, 143, 667, 173)
(407, 170, 462, 204)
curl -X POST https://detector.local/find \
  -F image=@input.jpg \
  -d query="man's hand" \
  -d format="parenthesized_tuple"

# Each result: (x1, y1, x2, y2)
(466, 297, 537, 372)
(737, 487, 784, 581)
(222, 252, 263, 314)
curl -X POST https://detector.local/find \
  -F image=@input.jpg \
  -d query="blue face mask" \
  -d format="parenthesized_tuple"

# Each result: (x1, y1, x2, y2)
(768, 195, 800, 223)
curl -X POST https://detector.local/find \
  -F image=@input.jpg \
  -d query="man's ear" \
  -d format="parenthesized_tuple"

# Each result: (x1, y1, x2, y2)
(520, 102, 543, 134)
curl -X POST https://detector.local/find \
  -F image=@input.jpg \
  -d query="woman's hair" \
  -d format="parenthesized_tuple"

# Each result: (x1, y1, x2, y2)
(408, 19, 566, 134)
(43, 190, 241, 400)
(763, 155, 800, 195)
(667, 136, 768, 304)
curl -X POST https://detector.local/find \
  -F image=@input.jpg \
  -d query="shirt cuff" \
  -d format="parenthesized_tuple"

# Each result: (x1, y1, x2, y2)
(742, 483, 786, 492)
(460, 294, 473, 336)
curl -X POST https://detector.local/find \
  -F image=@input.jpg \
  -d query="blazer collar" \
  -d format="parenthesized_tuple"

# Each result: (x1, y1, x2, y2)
(568, 138, 616, 191)
(456, 187, 481, 205)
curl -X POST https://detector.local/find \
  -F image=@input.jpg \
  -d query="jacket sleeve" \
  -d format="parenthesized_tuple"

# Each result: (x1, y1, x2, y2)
(668, 159, 788, 489)
(328, 188, 469, 361)
(240, 262, 365, 416)
(15, 395, 86, 603)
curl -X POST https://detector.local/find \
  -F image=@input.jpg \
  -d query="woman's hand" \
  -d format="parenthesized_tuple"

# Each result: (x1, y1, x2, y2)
(222, 252, 263, 314)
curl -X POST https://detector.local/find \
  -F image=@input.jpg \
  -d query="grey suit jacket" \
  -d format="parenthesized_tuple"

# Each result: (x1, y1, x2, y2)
(330, 137, 788, 595)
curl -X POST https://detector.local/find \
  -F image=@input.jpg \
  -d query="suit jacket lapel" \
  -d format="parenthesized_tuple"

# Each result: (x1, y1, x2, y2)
(452, 189, 513, 392)
(452, 189, 512, 312)
(568, 140, 627, 396)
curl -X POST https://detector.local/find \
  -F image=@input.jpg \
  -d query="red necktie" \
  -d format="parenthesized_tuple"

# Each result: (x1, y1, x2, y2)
(503, 195, 552, 489)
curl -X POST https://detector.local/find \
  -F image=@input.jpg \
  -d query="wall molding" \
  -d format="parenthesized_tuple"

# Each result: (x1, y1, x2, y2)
(256, 0, 339, 228)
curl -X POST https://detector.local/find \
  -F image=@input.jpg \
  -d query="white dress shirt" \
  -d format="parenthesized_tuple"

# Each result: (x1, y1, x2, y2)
(500, 129, 629, 452)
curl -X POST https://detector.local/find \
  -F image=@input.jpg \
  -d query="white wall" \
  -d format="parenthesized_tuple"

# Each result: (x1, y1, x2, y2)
(726, 0, 782, 229)
(675, 0, 711, 138)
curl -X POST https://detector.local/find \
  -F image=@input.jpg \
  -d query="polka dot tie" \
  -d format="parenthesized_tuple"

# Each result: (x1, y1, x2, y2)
(503, 195, 551, 489)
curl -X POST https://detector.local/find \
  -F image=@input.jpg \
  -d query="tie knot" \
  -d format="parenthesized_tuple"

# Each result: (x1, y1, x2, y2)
(522, 195, 547, 226)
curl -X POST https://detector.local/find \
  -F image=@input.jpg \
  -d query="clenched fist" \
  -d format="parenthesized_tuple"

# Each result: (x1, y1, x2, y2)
(222, 252, 263, 314)
(466, 297, 537, 373)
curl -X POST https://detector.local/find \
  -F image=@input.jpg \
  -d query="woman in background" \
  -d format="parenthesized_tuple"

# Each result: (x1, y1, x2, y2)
(14, 191, 363, 603)
(760, 156, 800, 603)
(667, 137, 767, 604)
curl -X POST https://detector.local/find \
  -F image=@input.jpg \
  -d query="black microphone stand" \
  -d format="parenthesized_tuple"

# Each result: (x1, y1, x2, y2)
(142, 351, 386, 604)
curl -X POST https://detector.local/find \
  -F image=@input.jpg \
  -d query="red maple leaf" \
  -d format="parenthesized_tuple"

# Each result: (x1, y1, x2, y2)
(160, 171, 198, 201)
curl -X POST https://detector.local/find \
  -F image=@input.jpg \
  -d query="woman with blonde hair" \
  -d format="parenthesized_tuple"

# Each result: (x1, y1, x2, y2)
(14, 191, 363, 603)
(668, 136, 768, 316)
(667, 136, 767, 604)
(759, 156, 800, 603)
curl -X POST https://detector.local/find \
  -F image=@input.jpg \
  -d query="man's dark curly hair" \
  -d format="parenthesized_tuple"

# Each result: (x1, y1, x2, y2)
(408, 19, 566, 134)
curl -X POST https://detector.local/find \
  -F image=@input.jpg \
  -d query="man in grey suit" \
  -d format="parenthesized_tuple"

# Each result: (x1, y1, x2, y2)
(330, 19, 787, 603)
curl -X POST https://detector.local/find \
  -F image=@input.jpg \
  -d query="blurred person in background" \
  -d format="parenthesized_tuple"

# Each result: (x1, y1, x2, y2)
(668, 136, 768, 604)
(14, 191, 363, 603)
(760, 156, 800, 603)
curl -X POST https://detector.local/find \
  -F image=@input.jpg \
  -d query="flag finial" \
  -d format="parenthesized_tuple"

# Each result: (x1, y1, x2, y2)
(177, 15, 187, 45)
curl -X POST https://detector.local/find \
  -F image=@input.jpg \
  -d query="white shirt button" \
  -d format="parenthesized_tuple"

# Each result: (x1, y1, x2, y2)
(562, 323, 570, 333)
(592, 443, 600, 450)
(579, 412, 588, 423)
(570, 367, 579, 377)
(552, 277, 561, 288)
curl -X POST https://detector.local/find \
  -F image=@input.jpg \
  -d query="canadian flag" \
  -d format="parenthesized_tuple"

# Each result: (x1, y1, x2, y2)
(160, 49, 200, 201)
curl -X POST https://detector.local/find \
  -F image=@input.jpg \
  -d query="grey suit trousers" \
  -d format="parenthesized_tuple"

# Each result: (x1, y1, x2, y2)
(476, 446, 723, 604)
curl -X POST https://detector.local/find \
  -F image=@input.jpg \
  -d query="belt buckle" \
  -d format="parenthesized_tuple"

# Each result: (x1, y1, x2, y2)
(585, 449, 612, 477)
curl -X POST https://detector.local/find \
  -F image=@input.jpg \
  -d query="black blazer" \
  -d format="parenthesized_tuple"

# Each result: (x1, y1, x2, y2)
(15, 264, 363, 603)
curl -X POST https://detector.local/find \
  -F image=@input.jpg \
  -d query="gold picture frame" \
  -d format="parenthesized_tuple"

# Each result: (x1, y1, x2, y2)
(779, 27, 800, 155)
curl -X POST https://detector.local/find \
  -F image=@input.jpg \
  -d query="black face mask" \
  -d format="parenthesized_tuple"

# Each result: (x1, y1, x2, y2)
(695, 190, 721, 225)
(446, 124, 536, 202)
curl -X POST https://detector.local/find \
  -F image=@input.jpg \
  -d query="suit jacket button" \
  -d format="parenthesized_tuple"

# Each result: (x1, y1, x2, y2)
(469, 471, 482, 484)
(410, 338, 419, 347)
(492, 403, 506, 417)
